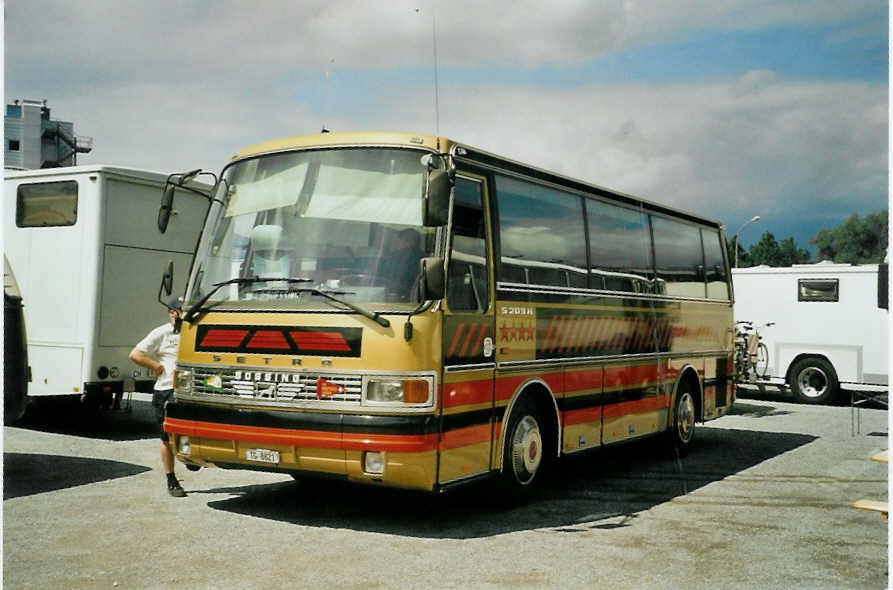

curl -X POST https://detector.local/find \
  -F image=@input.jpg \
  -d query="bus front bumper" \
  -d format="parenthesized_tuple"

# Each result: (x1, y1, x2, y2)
(163, 402, 439, 491)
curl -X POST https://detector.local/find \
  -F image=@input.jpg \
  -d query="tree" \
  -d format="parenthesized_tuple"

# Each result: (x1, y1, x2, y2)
(810, 210, 888, 264)
(737, 231, 811, 267)
(726, 238, 749, 267)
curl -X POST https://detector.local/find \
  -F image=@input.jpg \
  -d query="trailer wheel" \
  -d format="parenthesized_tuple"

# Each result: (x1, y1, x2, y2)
(790, 357, 839, 404)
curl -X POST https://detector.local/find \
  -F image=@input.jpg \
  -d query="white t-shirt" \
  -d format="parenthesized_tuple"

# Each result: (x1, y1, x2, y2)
(134, 322, 180, 391)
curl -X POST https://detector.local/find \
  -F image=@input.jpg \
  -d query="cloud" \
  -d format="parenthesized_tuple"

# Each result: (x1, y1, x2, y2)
(356, 71, 886, 228)
(5, 1, 886, 247)
(7, 0, 884, 81)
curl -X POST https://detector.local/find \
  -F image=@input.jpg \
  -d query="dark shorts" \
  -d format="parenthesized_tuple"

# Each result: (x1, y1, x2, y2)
(152, 389, 174, 442)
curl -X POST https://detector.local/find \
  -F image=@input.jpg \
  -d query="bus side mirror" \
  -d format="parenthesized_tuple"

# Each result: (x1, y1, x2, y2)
(419, 256, 445, 300)
(158, 183, 175, 234)
(158, 261, 174, 306)
(878, 262, 888, 310)
(423, 169, 451, 227)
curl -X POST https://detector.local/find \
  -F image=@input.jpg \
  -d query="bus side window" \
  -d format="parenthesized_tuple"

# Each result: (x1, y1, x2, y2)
(447, 177, 489, 312)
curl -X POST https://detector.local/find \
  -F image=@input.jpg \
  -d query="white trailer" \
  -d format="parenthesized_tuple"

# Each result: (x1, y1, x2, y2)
(3, 166, 207, 409)
(732, 262, 888, 404)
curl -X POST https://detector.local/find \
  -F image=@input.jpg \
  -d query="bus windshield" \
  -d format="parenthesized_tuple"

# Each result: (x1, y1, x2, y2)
(190, 147, 437, 308)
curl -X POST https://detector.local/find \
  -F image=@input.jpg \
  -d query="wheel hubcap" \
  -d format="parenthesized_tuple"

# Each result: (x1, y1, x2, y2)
(511, 415, 542, 485)
(677, 392, 695, 443)
(797, 367, 828, 398)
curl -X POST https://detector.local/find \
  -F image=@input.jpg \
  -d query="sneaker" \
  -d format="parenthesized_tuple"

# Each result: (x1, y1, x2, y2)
(167, 480, 187, 498)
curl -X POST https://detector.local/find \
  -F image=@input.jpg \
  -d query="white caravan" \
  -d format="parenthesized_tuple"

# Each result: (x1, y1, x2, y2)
(732, 262, 888, 404)
(3, 166, 208, 408)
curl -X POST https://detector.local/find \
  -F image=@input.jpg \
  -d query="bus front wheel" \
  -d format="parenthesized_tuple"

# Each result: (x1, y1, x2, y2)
(499, 397, 549, 498)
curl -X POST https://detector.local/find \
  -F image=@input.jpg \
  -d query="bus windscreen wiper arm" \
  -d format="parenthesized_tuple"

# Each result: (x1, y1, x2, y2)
(289, 287, 390, 328)
(182, 276, 312, 323)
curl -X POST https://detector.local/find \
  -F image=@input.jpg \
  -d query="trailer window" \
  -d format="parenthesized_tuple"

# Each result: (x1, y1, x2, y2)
(798, 279, 839, 302)
(16, 181, 78, 227)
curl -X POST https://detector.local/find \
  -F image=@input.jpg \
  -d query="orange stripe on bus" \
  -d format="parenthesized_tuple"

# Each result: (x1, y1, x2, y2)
(439, 423, 492, 451)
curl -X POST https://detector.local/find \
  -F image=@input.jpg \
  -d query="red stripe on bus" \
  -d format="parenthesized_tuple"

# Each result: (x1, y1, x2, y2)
(164, 417, 343, 449)
(566, 316, 582, 352)
(594, 318, 613, 351)
(603, 363, 660, 388)
(542, 315, 558, 352)
(459, 322, 480, 357)
(443, 379, 492, 408)
(575, 316, 591, 352)
(470, 323, 489, 356)
(494, 372, 564, 401)
(246, 330, 291, 350)
(583, 316, 599, 351)
(163, 417, 437, 452)
(602, 395, 669, 419)
(560, 316, 578, 352)
(447, 323, 466, 358)
(342, 432, 438, 453)
(200, 329, 249, 348)
(440, 423, 492, 451)
(290, 331, 351, 352)
(564, 368, 603, 392)
(564, 406, 602, 426)
(543, 316, 564, 353)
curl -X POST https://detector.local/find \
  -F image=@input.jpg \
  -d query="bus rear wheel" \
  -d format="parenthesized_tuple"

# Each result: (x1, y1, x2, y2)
(790, 357, 839, 404)
(499, 397, 549, 499)
(670, 387, 696, 455)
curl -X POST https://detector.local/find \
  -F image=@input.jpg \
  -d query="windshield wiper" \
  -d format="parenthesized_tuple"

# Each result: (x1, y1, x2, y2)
(182, 276, 312, 323)
(275, 286, 391, 328)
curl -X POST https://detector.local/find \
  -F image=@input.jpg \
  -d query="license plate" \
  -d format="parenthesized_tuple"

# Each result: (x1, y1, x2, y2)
(245, 448, 280, 464)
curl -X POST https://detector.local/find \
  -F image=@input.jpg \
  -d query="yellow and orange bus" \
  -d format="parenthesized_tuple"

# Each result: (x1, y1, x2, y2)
(159, 131, 735, 496)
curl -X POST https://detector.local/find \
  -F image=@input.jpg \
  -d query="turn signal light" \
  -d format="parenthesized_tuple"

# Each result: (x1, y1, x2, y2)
(403, 379, 429, 404)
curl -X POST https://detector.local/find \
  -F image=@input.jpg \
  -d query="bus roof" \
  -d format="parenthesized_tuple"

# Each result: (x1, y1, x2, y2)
(231, 130, 723, 230)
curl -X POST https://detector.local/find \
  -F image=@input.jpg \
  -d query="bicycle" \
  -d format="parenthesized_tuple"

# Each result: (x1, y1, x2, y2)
(734, 320, 774, 381)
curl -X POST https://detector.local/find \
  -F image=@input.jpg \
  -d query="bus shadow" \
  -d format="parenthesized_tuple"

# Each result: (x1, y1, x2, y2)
(3, 453, 151, 499)
(728, 402, 793, 418)
(203, 427, 816, 539)
(12, 397, 158, 441)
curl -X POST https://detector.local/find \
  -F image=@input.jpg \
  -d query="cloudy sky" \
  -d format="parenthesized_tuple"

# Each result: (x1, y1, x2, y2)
(5, 0, 888, 250)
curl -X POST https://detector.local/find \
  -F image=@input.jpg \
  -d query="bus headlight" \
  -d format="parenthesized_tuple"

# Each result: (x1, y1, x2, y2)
(365, 377, 432, 406)
(174, 369, 193, 395)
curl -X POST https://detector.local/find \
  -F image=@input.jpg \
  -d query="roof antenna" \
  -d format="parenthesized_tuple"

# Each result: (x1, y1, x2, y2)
(417, 3, 440, 136)
(322, 58, 334, 133)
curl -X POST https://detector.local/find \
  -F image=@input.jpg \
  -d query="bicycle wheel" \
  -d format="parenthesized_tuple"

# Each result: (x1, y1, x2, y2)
(755, 342, 769, 378)
(734, 342, 748, 379)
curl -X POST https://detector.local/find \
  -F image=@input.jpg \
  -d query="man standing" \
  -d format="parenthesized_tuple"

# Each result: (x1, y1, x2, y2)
(129, 296, 186, 498)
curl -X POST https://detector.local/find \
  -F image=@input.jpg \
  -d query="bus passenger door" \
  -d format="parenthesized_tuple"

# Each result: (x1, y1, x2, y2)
(438, 174, 495, 486)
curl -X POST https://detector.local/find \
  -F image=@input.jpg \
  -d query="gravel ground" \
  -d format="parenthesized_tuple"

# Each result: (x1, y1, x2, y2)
(3, 395, 888, 590)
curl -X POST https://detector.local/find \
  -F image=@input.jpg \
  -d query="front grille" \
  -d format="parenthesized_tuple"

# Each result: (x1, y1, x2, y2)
(184, 364, 362, 404)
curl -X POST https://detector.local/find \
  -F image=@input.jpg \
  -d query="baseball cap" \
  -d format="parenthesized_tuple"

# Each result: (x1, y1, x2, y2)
(167, 296, 184, 311)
